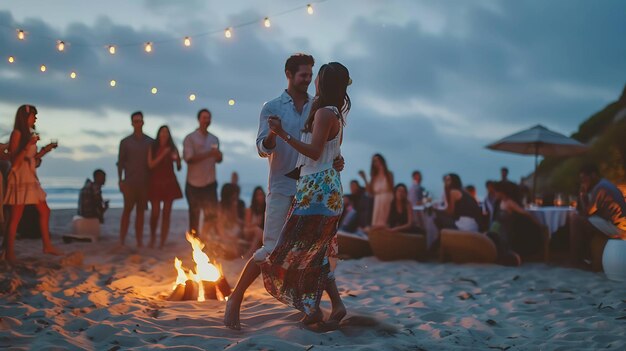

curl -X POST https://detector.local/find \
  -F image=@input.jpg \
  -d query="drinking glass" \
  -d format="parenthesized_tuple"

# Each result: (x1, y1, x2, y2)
(554, 193, 564, 207)
(50, 138, 59, 147)
(569, 195, 578, 209)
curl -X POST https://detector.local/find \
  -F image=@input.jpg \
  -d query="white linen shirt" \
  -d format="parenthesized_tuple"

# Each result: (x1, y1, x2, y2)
(256, 90, 313, 196)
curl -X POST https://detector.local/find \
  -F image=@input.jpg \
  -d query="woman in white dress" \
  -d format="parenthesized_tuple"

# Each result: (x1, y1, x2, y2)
(359, 153, 394, 228)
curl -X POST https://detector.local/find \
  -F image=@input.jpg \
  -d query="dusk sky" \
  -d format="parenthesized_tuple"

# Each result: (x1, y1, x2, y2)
(1, 0, 625, 203)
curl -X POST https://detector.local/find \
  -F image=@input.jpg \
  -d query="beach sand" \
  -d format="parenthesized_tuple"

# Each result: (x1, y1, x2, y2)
(1, 208, 625, 350)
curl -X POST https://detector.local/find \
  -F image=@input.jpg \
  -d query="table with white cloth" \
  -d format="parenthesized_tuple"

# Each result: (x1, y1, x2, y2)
(528, 206, 576, 236)
(413, 205, 439, 249)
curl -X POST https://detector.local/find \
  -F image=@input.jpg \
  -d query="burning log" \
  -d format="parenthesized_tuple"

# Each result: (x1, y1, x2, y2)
(182, 279, 199, 301)
(202, 281, 217, 300)
(168, 284, 185, 301)
(216, 276, 232, 298)
(167, 234, 232, 301)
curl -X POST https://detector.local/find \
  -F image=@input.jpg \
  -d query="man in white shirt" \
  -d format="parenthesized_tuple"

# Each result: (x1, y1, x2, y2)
(183, 108, 223, 234)
(224, 53, 344, 330)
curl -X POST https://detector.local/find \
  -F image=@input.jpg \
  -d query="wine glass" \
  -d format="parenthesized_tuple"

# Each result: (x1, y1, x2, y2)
(554, 193, 564, 207)
(569, 195, 578, 209)
(534, 194, 543, 207)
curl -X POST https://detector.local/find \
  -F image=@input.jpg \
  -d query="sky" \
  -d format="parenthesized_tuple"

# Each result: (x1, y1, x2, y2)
(0, 0, 625, 203)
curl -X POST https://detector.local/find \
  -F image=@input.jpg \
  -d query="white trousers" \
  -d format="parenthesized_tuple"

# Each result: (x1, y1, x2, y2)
(253, 192, 293, 262)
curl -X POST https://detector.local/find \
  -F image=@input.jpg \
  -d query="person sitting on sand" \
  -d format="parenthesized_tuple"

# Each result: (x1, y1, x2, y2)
(2, 104, 63, 262)
(242, 186, 265, 257)
(210, 183, 263, 259)
(488, 181, 543, 265)
(570, 164, 626, 270)
(379, 183, 421, 234)
(77, 169, 109, 223)
(435, 173, 483, 232)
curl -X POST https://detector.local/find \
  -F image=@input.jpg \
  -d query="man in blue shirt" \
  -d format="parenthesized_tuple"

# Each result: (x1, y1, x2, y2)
(570, 164, 626, 270)
(224, 53, 344, 330)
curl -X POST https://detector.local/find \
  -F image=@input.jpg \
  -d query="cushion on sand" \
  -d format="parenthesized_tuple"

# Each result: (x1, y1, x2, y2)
(69, 215, 100, 242)
(337, 230, 373, 259)
(368, 229, 427, 261)
(439, 229, 497, 264)
(602, 239, 626, 281)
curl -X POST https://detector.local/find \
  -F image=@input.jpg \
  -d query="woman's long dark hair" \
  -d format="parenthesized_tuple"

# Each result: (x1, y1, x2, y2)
(14, 104, 37, 154)
(250, 186, 266, 216)
(303, 62, 351, 133)
(446, 173, 463, 190)
(152, 125, 177, 155)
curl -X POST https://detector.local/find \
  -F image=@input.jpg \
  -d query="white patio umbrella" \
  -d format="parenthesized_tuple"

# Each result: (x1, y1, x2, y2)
(486, 124, 589, 199)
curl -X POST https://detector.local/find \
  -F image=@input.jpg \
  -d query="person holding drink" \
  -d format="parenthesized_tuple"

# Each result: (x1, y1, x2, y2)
(147, 125, 183, 249)
(183, 108, 222, 235)
(2, 104, 62, 262)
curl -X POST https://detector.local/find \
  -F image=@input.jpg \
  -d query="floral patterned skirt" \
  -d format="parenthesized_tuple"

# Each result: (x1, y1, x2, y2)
(260, 168, 342, 317)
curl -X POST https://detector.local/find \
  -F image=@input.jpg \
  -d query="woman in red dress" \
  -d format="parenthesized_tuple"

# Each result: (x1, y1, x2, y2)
(147, 125, 183, 249)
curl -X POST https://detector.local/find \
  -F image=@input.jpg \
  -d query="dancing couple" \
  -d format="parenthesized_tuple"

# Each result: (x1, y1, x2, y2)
(224, 54, 352, 330)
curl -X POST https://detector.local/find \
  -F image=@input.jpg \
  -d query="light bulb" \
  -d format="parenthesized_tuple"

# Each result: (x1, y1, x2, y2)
(225, 28, 232, 39)
(184, 37, 191, 47)
(228, 99, 235, 106)
(264, 17, 271, 28)
(57, 41, 65, 52)
(17, 30, 25, 40)
(145, 42, 153, 53)
(40, 64, 46, 72)
(108, 45, 116, 55)
(151, 87, 158, 94)
(189, 94, 196, 101)
(110, 80, 116, 87)
(307, 4, 313, 15)
(70, 71, 77, 79)
(8, 56, 15, 63)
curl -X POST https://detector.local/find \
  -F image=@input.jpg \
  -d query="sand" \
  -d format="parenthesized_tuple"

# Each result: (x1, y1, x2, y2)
(0, 208, 625, 350)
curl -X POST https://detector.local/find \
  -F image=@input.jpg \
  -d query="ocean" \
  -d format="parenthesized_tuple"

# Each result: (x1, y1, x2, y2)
(41, 177, 260, 210)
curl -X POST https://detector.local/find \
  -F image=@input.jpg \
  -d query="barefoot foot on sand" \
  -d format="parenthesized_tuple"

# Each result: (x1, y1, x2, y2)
(301, 309, 324, 325)
(43, 246, 64, 256)
(319, 305, 346, 331)
(223, 298, 242, 330)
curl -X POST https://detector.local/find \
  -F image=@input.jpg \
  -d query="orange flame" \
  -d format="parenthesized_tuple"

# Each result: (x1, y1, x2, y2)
(172, 232, 223, 301)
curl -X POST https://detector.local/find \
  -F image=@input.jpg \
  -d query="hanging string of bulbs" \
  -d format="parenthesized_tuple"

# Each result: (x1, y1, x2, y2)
(3, 1, 324, 104)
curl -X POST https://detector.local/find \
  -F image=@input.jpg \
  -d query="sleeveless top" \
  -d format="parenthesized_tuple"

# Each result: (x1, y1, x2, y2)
(454, 191, 483, 223)
(295, 106, 342, 176)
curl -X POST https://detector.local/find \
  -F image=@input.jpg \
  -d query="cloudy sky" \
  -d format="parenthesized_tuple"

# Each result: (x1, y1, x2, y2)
(1, 0, 625, 201)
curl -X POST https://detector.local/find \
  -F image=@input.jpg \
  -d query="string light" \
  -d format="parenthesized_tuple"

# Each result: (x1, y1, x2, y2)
(110, 80, 116, 87)
(228, 99, 235, 106)
(151, 87, 158, 94)
(264, 17, 271, 28)
(57, 40, 65, 52)
(40, 64, 46, 72)
(144, 42, 153, 53)
(8, 56, 15, 63)
(224, 28, 232, 39)
(17, 29, 25, 40)
(70, 71, 77, 79)
(108, 45, 116, 55)
(184, 37, 191, 47)
(307, 4, 314, 15)
(189, 94, 196, 101)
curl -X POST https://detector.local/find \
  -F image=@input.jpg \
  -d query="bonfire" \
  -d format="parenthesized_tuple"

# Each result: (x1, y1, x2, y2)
(168, 233, 231, 301)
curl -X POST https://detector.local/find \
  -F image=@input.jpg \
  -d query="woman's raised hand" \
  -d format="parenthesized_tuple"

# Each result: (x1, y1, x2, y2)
(267, 116, 283, 134)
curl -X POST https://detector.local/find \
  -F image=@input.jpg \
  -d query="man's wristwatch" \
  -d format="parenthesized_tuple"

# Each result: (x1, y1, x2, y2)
(283, 134, 291, 142)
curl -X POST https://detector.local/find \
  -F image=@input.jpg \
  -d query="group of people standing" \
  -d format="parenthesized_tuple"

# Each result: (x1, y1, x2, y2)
(116, 108, 221, 249)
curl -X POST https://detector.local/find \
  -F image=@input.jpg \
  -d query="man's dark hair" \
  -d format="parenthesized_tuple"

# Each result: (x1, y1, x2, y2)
(130, 111, 143, 121)
(501, 167, 509, 174)
(580, 163, 600, 176)
(412, 170, 422, 178)
(197, 108, 211, 120)
(93, 169, 106, 178)
(285, 53, 314, 76)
